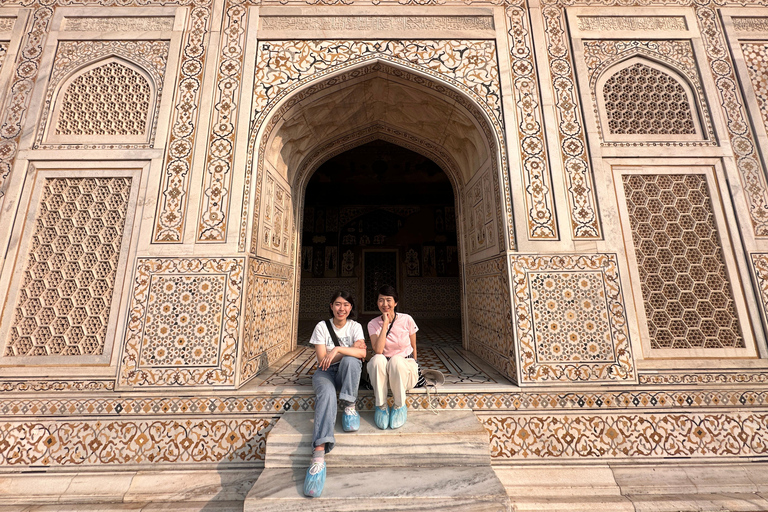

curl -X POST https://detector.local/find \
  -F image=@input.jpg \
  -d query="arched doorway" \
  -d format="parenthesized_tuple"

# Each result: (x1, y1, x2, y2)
(298, 139, 462, 352)
(242, 59, 516, 386)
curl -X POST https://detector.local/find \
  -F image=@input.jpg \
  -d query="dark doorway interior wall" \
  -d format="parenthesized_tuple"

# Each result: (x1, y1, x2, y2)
(299, 140, 462, 334)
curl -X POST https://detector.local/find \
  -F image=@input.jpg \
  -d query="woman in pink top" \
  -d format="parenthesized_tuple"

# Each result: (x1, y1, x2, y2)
(366, 284, 419, 429)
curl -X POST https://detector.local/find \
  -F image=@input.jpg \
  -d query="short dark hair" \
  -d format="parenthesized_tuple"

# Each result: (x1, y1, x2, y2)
(377, 284, 399, 307)
(328, 289, 357, 319)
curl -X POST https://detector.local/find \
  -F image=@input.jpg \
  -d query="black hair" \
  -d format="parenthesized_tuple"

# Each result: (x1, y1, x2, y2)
(377, 284, 399, 309)
(328, 289, 357, 319)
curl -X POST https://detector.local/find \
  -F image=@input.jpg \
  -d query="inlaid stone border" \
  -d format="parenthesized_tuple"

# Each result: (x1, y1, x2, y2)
(119, 257, 244, 388)
(510, 254, 636, 384)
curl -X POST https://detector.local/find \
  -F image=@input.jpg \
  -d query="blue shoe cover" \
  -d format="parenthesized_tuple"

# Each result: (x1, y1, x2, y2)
(390, 405, 407, 429)
(342, 406, 360, 432)
(374, 405, 390, 429)
(303, 461, 326, 497)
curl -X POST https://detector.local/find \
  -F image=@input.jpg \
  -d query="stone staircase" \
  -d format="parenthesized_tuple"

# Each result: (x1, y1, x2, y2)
(244, 409, 512, 511)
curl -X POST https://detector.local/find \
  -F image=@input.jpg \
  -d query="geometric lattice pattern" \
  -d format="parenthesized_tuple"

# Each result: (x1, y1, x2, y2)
(138, 275, 225, 367)
(119, 258, 244, 388)
(5, 177, 131, 357)
(529, 271, 614, 363)
(465, 257, 515, 381)
(623, 174, 744, 350)
(741, 42, 768, 135)
(56, 62, 151, 136)
(240, 258, 294, 385)
(604, 63, 695, 135)
(510, 254, 635, 384)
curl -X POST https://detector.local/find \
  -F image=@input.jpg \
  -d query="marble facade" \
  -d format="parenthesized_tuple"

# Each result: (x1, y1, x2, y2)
(1, 0, 768, 504)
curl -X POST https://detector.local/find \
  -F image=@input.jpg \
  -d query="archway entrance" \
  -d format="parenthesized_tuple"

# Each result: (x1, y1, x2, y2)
(298, 139, 462, 354)
(244, 60, 517, 387)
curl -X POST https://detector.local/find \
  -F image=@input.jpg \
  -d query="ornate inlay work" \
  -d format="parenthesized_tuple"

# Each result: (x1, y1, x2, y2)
(577, 16, 687, 31)
(741, 43, 768, 137)
(697, 6, 768, 237)
(624, 174, 744, 350)
(510, 254, 635, 383)
(467, 171, 498, 255)
(119, 258, 244, 388)
(0, 43, 8, 70)
(0, 19, 15, 32)
(506, 5, 557, 239)
(582, 40, 713, 143)
(240, 258, 294, 385)
(61, 16, 175, 31)
(260, 15, 494, 31)
(5, 177, 131, 357)
(0, 418, 271, 466)
(0, 6, 52, 204)
(465, 256, 515, 382)
(482, 412, 768, 460)
(152, 7, 210, 243)
(243, 40, 514, 253)
(733, 17, 768, 32)
(197, 2, 247, 242)
(260, 173, 291, 257)
(5, 388, 768, 418)
(0, 380, 115, 392)
(541, 7, 601, 239)
(35, 40, 169, 149)
(750, 253, 768, 337)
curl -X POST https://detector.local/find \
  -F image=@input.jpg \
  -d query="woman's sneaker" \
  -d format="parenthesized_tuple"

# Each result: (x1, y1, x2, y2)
(374, 405, 390, 429)
(303, 460, 326, 497)
(342, 404, 360, 432)
(390, 404, 407, 429)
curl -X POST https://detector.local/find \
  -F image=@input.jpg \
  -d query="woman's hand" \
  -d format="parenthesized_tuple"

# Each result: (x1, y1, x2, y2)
(319, 348, 337, 371)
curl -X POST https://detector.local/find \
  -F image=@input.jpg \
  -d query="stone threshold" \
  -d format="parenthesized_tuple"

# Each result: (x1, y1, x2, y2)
(3, 463, 768, 511)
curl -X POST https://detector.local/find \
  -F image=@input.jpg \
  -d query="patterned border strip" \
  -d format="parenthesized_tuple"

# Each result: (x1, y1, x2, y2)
(5, 389, 768, 417)
(541, 6, 602, 239)
(0, 7, 52, 204)
(697, 6, 768, 236)
(510, 254, 635, 383)
(0, 380, 115, 392)
(481, 411, 768, 460)
(639, 372, 768, 385)
(582, 39, 716, 146)
(152, 6, 211, 243)
(750, 253, 768, 331)
(119, 257, 244, 388)
(506, 5, 558, 240)
(197, 0, 247, 242)
(0, 417, 272, 466)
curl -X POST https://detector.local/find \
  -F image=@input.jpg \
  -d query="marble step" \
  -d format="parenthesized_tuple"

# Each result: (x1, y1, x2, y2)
(245, 466, 512, 512)
(265, 410, 491, 468)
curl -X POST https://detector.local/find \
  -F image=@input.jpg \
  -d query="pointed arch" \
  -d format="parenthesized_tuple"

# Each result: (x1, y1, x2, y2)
(44, 56, 158, 145)
(595, 56, 705, 142)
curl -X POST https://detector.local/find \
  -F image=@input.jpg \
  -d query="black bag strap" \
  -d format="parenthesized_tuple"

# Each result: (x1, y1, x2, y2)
(324, 320, 340, 347)
(384, 313, 396, 338)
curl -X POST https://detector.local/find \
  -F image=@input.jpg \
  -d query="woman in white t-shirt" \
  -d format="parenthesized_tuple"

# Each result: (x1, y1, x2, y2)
(303, 289, 366, 498)
(367, 284, 419, 430)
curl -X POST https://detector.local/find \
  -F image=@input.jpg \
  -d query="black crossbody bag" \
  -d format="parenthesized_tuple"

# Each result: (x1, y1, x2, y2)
(324, 320, 373, 390)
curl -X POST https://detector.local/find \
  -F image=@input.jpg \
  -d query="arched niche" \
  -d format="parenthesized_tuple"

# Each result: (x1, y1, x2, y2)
(596, 56, 705, 143)
(44, 56, 158, 146)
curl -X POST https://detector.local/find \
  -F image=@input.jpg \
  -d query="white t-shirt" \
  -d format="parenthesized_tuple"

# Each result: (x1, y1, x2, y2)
(310, 319, 365, 351)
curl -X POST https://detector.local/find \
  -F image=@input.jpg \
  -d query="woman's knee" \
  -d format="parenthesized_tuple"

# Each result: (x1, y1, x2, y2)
(368, 354, 387, 370)
(339, 355, 362, 370)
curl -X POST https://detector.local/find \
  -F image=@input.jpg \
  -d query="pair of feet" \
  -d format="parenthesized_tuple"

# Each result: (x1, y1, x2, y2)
(374, 404, 407, 430)
(304, 404, 359, 498)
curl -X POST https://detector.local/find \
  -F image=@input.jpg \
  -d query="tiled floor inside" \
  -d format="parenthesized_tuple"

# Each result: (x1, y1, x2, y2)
(252, 318, 512, 389)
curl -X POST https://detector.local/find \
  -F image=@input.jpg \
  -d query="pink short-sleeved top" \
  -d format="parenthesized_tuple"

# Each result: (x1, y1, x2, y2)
(367, 313, 419, 358)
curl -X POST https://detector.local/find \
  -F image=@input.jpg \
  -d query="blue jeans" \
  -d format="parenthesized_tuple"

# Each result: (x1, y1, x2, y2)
(312, 356, 362, 453)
